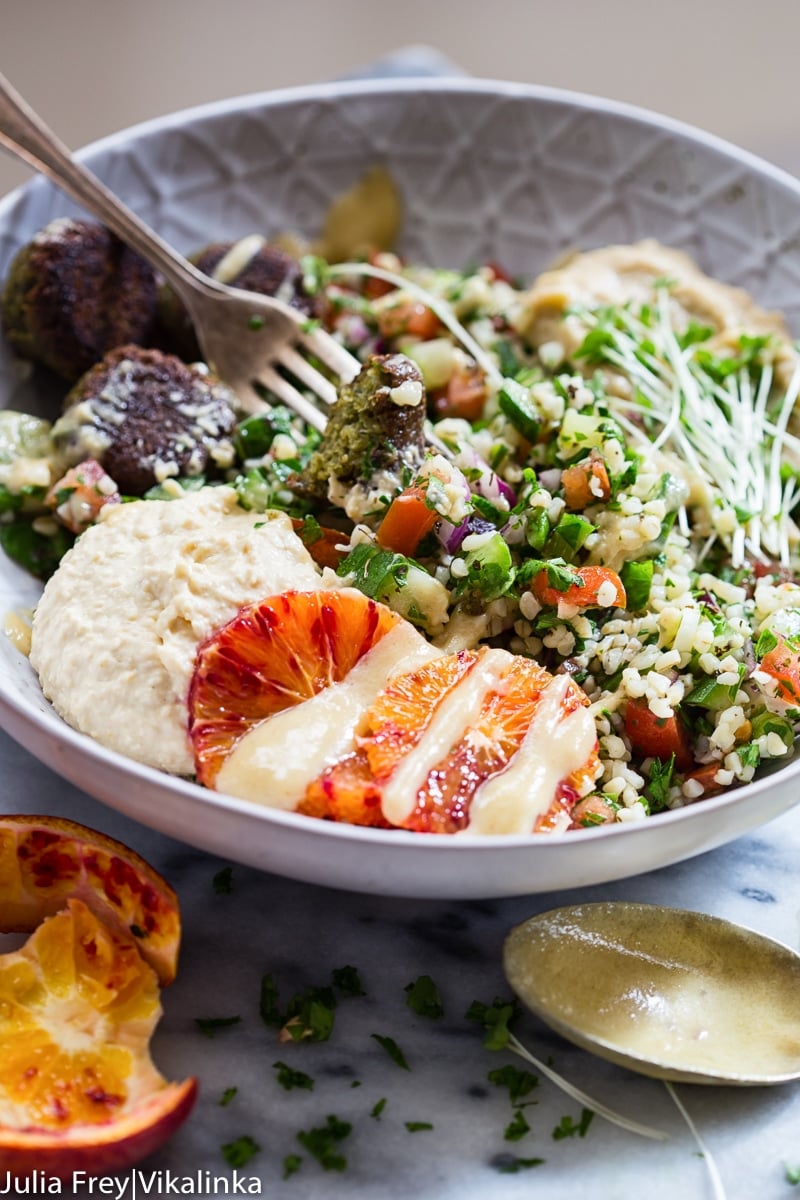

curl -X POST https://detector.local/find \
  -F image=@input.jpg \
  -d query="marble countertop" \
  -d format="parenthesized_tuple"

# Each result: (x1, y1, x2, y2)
(3, 724, 800, 1200)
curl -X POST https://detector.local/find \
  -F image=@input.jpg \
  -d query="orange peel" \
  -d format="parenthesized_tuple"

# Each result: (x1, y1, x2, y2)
(0, 814, 180, 985)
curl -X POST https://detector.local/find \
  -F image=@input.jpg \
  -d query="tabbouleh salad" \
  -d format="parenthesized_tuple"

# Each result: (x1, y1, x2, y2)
(3, 230, 800, 829)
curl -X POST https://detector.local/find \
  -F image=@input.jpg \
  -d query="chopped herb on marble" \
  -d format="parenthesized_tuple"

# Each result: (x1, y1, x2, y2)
(259, 972, 283, 1028)
(332, 964, 366, 996)
(350, 1080, 362, 1088)
(465, 997, 521, 1050)
(260, 967, 366, 1042)
(487, 1064, 539, 1105)
(297, 1114, 352, 1171)
(492, 1153, 546, 1174)
(283, 1154, 303, 1180)
(212, 865, 234, 894)
(221, 1135, 260, 1167)
(405, 1121, 433, 1132)
(195, 1015, 241, 1038)
(218, 1086, 238, 1106)
(404, 974, 444, 1018)
(371, 1033, 410, 1069)
(785, 1163, 800, 1185)
(371, 1098, 387, 1120)
(552, 1108, 594, 1140)
(273, 1060, 315, 1091)
(282, 987, 337, 1043)
(504, 1109, 530, 1142)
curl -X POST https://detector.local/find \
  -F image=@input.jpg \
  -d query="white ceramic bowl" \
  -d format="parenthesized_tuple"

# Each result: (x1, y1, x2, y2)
(3, 78, 800, 898)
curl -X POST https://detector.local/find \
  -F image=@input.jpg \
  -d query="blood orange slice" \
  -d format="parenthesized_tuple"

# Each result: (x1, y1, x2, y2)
(0, 815, 180, 986)
(304, 650, 600, 834)
(0, 899, 196, 1178)
(188, 589, 402, 787)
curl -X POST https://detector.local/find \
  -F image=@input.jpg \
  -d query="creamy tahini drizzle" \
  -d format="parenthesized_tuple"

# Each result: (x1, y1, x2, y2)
(212, 235, 267, 284)
(3, 610, 33, 657)
(379, 648, 513, 826)
(216, 621, 440, 808)
(461, 674, 596, 836)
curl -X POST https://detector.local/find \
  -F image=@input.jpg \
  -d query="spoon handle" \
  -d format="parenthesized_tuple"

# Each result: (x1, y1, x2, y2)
(0, 70, 210, 300)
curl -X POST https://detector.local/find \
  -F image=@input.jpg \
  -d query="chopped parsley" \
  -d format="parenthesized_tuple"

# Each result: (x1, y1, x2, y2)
(552, 1108, 594, 1140)
(259, 973, 282, 1028)
(218, 1086, 238, 1107)
(404, 974, 444, 1019)
(332, 965, 366, 997)
(282, 1154, 303, 1180)
(273, 1060, 315, 1091)
(504, 1109, 530, 1142)
(491, 1153, 545, 1174)
(221, 1135, 260, 1168)
(370, 1098, 387, 1120)
(465, 997, 521, 1051)
(371, 1033, 410, 1070)
(194, 1015, 241, 1038)
(281, 987, 336, 1043)
(296, 1114, 352, 1172)
(212, 865, 234, 895)
(646, 753, 676, 814)
(405, 1121, 434, 1132)
(487, 1063, 539, 1105)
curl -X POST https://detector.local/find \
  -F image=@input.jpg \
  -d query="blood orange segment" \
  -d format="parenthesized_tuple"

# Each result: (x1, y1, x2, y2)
(305, 650, 600, 834)
(396, 654, 556, 833)
(300, 750, 391, 827)
(188, 589, 402, 787)
(0, 899, 196, 1177)
(361, 649, 478, 780)
(0, 815, 180, 986)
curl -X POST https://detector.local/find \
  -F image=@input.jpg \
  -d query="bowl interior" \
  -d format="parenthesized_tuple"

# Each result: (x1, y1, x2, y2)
(2, 78, 800, 896)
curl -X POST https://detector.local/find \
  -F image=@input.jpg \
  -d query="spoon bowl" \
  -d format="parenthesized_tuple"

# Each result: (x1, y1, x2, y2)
(504, 901, 800, 1086)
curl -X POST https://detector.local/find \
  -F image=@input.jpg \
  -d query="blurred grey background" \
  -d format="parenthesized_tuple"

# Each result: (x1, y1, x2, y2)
(2, 0, 799, 199)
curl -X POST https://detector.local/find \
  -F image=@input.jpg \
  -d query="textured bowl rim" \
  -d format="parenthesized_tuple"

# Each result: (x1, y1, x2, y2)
(2, 74, 800, 857)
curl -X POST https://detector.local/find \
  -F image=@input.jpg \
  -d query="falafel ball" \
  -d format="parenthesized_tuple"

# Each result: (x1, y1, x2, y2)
(158, 235, 319, 360)
(52, 344, 238, 495)
(1, 218, 158, 381)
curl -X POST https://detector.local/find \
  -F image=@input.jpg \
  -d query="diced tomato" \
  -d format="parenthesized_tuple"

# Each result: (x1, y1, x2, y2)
(624, 697, 694, 771)
(45, 459, 120, 533)
(430, 363, 487, 422)
(291, 519, 348, 570)
(760, 638, 800, 703)
(531, 565, 626, 610)
(377, 299, 442, 340)
(561, 456, 611, 510)
(364, 248, 399, 300)
(376, 486, 438, 556)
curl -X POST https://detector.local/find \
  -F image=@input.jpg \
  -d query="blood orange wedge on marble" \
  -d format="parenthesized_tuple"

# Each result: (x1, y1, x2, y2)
(304, 649, 601, 834)
(0, 899, 196, 1178)
(188, 589, 403, 788)
(0, 815, 180, 985)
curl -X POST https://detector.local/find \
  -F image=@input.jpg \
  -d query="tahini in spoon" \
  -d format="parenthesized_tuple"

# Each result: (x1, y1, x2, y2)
(504, 901, 800, 1086)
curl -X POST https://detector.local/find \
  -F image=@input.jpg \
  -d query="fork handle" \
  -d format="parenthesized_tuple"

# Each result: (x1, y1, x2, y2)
(0, 70, 214, 302)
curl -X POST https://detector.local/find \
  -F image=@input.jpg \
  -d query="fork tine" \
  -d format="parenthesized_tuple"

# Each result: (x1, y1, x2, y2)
(257, 365, 328, 432)
(299, 326, 361, 382)
(276, 346, 339, 406)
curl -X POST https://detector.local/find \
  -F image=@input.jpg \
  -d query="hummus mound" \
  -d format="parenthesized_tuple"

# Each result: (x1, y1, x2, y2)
(29, 486, 323, 774)
(518, 239, 798, 389)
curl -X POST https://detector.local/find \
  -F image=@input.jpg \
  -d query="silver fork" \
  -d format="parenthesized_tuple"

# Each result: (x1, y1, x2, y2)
(0, 70, 360, 427)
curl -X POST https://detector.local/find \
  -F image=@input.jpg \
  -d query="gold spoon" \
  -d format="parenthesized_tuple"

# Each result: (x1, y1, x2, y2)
(504, 901, 800, 1086)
